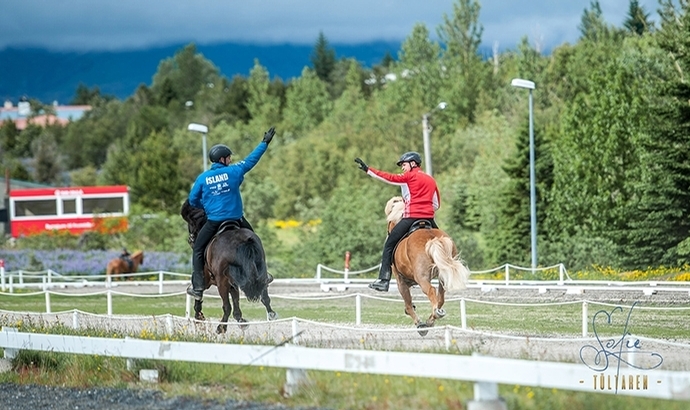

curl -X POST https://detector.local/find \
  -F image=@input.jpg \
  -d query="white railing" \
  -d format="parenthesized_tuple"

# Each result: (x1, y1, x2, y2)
(3, 288, 690, 339)
(4, 263, 690, 291)
(1, 327, 688, 402)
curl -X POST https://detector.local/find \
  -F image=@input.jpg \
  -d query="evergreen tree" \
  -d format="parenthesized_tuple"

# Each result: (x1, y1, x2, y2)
(623, 5, 690, 267)
(623, 0, 654, 35)
(310, 31, 336, 83)
(436, 0, 485, 123)
(578, 1, 622, 42)
(488, 117, 551, 266)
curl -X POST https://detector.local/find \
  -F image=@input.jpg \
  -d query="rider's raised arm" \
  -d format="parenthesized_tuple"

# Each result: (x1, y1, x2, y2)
(235, 141, 268, 173)
(366, 167, 410, 186)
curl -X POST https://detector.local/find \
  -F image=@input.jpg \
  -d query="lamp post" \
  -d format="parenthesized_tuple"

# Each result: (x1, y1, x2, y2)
(510, 78, 537, 270)
(422, 102, 447, 176)
(187, 123, 209, 171)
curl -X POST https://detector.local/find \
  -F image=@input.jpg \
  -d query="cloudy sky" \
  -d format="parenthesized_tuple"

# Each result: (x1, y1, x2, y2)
(1, 0, 660, 52)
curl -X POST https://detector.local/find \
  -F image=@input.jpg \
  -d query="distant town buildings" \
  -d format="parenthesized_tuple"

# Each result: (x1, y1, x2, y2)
(0, 98, 91, 130)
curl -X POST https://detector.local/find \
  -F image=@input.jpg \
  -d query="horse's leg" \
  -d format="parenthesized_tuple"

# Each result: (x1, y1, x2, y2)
(229, 285, 244, 322)
(194, 299, 205, 321)
(396, 276, 421, 327)
(217, 280, 231, 334)
(417, 277, 440, 328)
(261, 288, 277, 321)
(436, 281, 447, 319)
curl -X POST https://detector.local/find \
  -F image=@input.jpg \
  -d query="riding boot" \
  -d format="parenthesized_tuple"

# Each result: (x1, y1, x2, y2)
(369, 269, 391, 292)
(186, 270, 205, 300)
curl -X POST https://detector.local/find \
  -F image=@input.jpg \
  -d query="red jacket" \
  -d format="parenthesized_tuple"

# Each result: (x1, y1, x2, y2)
(367, 167, 440, 218)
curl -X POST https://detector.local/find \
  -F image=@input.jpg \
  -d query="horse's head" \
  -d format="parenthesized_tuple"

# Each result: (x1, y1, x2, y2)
(385, 196, 405, 232)
(132, 250, 144, 265)
(181, 199, 207, 248)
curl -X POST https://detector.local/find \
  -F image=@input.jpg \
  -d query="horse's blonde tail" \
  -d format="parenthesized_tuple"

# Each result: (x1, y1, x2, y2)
(425, 237, 470, 291)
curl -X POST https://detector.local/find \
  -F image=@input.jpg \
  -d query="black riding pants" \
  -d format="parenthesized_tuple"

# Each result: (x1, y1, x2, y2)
(378, 217, 438, 280)
(192, 216, 254, 289)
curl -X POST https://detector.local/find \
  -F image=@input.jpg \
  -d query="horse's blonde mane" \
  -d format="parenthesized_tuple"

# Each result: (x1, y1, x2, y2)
(385, 196, 405, 224)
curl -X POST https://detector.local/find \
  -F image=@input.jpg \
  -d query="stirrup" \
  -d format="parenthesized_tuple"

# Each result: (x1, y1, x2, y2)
(186, 285, 204, 301)
(369, 279, 389, 292)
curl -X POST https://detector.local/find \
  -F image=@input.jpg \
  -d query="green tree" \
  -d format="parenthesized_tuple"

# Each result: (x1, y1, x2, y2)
(547, 45, 651, 264)
(437, 0, 485, 123)
(487, 117, 552, 266)
(130, 131, 187, 214)
(310, 31, 336, 83)
(293, 180, 394, 272)
(579, 1, 622, 42)
(393, 23, 444, 113)
(217, 75, 251, 124)
(31, 131, 64, 185)
(0, 119, 19, 156)
(623, 0, 654, 35)
(282, 68, 332, 136)
(71, 84, 113, 105)
(99, 105, 170, 187)
(621, 5, 690, 267)
(246, 60, 282, 127)
(62, 99, 130, 169)
(151, 44, 220, 106)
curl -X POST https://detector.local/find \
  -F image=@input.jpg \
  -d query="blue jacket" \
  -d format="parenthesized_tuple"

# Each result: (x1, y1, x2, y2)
(188, 142, 267, 221)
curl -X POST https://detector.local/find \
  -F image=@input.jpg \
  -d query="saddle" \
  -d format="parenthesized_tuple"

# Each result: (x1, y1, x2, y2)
(408, 219, 433, 234)
(204, 220, 243, 264)
(393, 219, 434, 252)
(120, 256, 133, 271)
(217, 219, 241, 236)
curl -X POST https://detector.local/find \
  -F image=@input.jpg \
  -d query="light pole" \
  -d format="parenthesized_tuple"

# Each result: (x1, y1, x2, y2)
(422, 102, 447, 176)
(510, 78, 537, 270)
(187, 123, 209, 171)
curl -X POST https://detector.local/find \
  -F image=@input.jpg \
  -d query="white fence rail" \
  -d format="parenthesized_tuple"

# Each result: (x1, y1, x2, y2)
(4, 264, 690, 296)
(1, 327, 689, 402)
(2, 286, 690, 338)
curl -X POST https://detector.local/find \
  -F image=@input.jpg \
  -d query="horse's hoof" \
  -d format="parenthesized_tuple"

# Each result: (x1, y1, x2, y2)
(195, 312, 205, 321)
(237, 318, 249, 330)
(267, 311, 278, 321)
(216, 324, 228, 334)
(435, 308, 446, 318)
(416, 323, 429, 337)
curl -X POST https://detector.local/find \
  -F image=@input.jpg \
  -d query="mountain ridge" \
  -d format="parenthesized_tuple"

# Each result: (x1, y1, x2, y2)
(0, 41, 401, 104)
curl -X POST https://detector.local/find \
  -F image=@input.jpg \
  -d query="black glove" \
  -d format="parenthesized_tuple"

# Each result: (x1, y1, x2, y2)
(263, 127, 276, 144)
(354, 158, 368, 172)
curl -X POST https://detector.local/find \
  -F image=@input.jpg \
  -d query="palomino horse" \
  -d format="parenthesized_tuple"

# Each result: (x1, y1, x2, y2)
(385, 196, 470, 335)
(180, 199, 277, 333)
(106, 250, 144, 281)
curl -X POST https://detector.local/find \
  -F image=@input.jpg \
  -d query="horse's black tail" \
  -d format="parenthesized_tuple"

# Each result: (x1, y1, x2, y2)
(233, 235, 269, 302)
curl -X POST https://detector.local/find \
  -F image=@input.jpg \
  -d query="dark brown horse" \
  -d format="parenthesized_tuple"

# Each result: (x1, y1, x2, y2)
(106, 250, 144, 281)
(385, 196, 470, 335)
(180, 199, 277, 333)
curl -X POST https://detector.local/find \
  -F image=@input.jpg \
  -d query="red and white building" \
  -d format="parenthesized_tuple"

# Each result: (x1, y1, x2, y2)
(8, 185, 129, 237)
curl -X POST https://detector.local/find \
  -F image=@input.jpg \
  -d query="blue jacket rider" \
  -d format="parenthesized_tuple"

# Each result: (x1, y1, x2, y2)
(186, 126, 276, 300)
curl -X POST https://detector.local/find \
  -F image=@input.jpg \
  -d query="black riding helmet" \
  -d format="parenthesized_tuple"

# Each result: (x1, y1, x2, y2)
(396, 151, 422, 167)
(209, 144, 233, 163)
